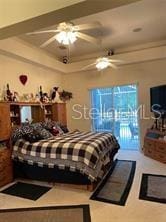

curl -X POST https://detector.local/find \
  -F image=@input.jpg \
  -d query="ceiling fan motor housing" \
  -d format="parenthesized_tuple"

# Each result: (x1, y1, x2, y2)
(108, 49, 114, 56)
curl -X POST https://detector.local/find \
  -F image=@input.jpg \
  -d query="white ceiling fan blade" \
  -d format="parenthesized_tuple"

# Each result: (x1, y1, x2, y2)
(76, 32, 101, 45)
(27, 30, 59, 35)
(82, 62, 96, 70)
(108, 63, 118, 69)
(40, 35, 57, 48)
(74, 22, 101, 31)
(108, 59, 124, 63)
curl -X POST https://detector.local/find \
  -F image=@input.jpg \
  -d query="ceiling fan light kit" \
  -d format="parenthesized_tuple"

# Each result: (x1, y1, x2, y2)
(56, 31, 77, 45)
(96, 57, 110, 70)
(55, 22, 77, 45)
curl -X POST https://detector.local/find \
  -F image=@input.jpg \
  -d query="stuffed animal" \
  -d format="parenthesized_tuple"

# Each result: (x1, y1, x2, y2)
(51, 87, 61, 103)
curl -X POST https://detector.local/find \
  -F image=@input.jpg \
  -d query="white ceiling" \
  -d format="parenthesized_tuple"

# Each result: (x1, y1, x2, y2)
(19, 0, 166, 63)
(0, 0, 84, 29)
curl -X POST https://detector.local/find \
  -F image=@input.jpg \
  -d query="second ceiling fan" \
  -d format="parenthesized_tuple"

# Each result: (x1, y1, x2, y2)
(27, 22, 102, 48)
(82, 49, 124, 71)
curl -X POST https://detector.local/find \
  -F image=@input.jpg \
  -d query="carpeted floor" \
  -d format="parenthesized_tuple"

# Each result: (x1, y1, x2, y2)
(90, 159, 136, 205)
(0, 150, 166, 222)
(139, 174, 166, 204)
(0, 205, 91, 222)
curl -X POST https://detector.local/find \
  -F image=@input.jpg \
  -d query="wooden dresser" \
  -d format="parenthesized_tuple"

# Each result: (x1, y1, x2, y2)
(143, 129, 166, 164)
(0, 103, 13, 188)
(0, 102, 67, 187)
(0, 147, 13, 187)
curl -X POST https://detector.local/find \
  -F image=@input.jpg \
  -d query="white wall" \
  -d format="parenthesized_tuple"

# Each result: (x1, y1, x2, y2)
(62, 59, 166, 148)
(0, 37, 166, 149)
(0, 54, 62, 99)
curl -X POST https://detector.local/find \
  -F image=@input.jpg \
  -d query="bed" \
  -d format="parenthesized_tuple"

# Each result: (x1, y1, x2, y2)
(12, 124, 120, 191)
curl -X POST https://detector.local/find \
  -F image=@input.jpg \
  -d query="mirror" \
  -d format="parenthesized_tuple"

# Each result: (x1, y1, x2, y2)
(20, 106, 32, 123)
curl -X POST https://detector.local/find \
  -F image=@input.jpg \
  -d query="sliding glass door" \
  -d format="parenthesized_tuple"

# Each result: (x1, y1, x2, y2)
(90, 84, 140, 150)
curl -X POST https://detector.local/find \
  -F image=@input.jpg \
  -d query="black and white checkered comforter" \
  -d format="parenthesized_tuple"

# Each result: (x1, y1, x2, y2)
(12, 131, 120, 181)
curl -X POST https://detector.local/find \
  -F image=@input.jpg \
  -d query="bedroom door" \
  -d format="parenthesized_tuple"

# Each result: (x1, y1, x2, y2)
(90, 84, 140, 150)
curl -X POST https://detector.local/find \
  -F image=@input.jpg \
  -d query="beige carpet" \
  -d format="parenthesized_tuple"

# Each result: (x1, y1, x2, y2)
(0, 205, 91, 222)
(0, 150, 166, 222)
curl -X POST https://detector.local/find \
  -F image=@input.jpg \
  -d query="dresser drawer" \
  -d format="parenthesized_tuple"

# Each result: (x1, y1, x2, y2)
(0, 164, 13, 187)
(0, 163, 4, 173)
(0, 175, 13, 187)
(0, 149, 11, 162)
(156, 142, 166, 154)
(153, 151, 166, 164)
(144, 139, 156, 149)
(144, 146, 155, 157)
(0, 148, 13, 188)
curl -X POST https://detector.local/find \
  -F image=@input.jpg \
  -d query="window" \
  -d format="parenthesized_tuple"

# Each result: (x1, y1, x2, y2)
(90, 84, 140, 150)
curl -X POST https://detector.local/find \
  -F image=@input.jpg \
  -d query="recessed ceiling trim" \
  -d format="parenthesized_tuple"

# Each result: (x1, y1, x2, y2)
(1, 36, 165, 75)
(0, 0, 141, 40)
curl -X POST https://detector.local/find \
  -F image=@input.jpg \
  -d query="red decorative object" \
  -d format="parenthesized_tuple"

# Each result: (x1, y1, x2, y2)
(19, 75, 28, 85)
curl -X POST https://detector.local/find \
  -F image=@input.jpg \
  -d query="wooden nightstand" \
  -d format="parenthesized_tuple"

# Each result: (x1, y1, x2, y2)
(0, 144, 13, 188)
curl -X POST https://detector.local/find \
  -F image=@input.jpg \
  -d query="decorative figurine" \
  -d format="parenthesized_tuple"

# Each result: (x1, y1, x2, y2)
(35, 94, 40, 102)
(6, 84, 13, 101)
(39, 86, 43, 102)
(43, 93, 49, 103)
(51, 87, 61, 103)
(13, 92, 19, 102)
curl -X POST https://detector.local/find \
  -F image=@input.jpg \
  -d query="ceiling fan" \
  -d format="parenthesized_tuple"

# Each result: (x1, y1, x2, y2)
(83, 51, 124, 71)
(27, 22, 102, 48)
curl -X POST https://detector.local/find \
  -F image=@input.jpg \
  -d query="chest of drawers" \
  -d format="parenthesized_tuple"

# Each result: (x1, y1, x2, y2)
(143, 130, 166, 164)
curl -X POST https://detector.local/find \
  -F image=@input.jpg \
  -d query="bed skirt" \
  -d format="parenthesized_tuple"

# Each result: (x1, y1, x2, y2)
(13, 147, 118, 186)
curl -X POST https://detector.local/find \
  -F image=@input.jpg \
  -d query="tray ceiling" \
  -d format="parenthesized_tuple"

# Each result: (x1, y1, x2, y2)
(19, 0, 166, 63)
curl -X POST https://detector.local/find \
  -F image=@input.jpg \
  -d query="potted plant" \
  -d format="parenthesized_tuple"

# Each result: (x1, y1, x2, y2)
(59, 90, 73, 102)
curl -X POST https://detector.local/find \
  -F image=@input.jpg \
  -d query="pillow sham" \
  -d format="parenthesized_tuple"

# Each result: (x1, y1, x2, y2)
(23, 130, 43, 143)
(12, 122, 53, 143)
(12, 125, 34, 143)
(39, 128, 53, 139)
(42, 120, 64, 135)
